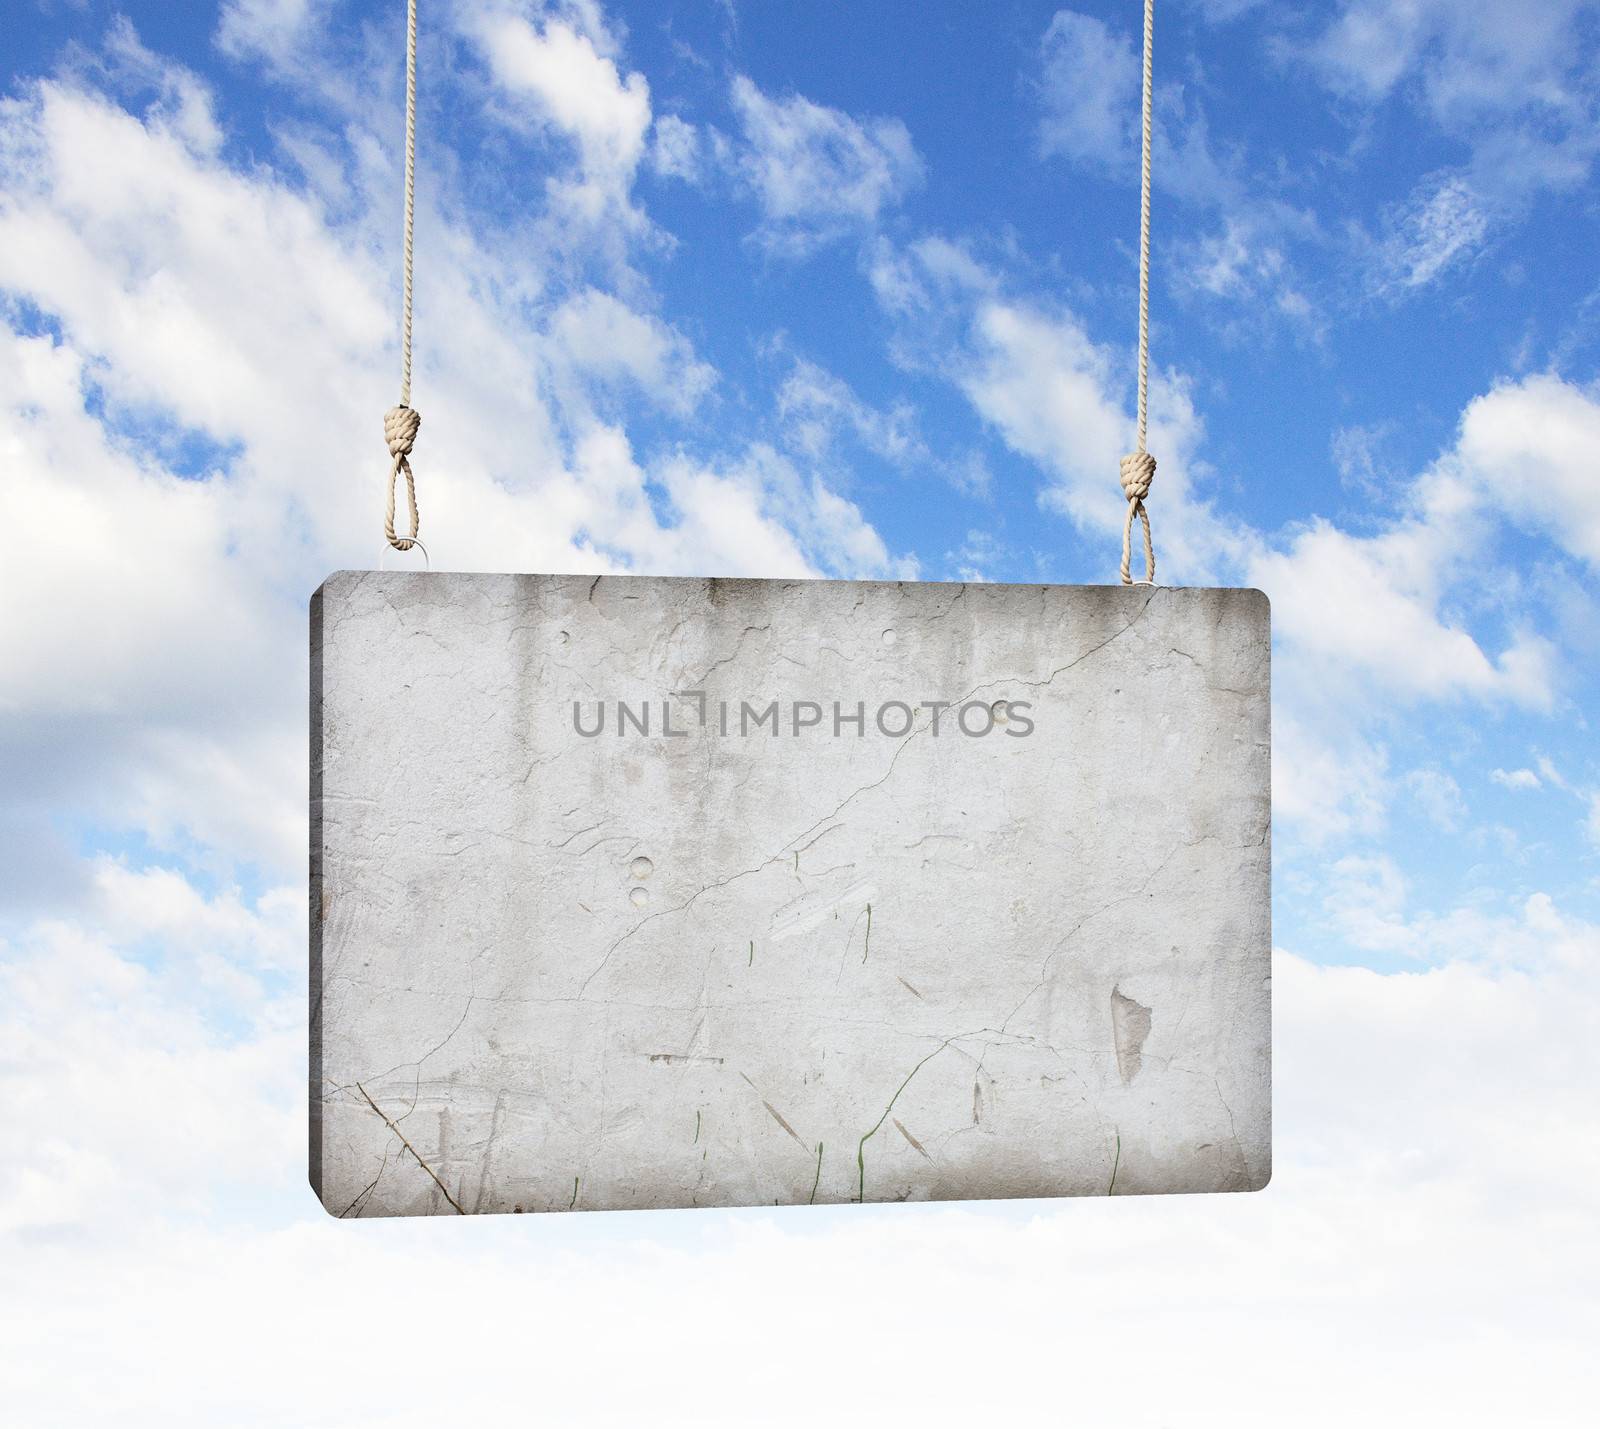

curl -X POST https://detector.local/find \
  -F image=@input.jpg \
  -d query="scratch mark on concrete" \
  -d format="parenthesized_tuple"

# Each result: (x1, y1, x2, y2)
(472, 1088, 509, 1213)
(762, 1099, 810, 1152)
(809, 1142, 823, 1203)
(893, 1117, 933, 1161)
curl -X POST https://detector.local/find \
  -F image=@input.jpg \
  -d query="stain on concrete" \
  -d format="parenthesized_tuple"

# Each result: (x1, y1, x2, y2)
(1111, 987, 1154, 1084)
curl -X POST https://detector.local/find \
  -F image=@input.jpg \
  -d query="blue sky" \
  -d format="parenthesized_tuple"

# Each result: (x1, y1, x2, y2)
(1, 2, 1597, 1423)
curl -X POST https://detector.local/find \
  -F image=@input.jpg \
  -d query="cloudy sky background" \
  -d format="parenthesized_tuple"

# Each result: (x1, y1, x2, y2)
(2, 0, 1597, 1421)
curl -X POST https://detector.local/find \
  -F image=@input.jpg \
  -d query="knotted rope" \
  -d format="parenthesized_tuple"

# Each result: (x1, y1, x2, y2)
(383, 0, 423, 554)
(384, 404, 421, 550)
(1119, 0, 1158, 586)
(1119, 449, 1155, 585)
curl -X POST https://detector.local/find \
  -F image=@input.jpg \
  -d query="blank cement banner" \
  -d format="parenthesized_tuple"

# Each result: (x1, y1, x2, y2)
(311, 573, 1270, 1216)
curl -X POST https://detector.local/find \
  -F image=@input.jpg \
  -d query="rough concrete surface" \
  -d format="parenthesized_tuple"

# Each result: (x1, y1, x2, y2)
(311, 573, 1271, 1216)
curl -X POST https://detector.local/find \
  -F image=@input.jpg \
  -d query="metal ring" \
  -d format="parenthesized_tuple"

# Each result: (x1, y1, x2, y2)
(379, 537, 430, 571)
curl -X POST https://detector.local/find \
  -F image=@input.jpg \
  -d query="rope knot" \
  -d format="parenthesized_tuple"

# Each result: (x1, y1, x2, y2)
(384, 404, 421, 457)
(1118, 450, 1157, 585)
(382, 406, 422, 552)
(1119, 449, 1156, 502)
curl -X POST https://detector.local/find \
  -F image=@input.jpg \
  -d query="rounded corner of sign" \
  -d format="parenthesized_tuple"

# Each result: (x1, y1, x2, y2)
(1239, 585, 1272, 625)
(307, 1169, 346, 1223)
(309, 570, 361, 607)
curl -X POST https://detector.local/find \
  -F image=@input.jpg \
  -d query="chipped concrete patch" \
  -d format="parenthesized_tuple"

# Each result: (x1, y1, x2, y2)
(310, 573, 1271, 1215)
(1111, 988, 1154, 1084)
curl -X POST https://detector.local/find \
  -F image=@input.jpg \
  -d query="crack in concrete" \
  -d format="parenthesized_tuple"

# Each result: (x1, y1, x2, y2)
(852, 1025, 1018, 1201)
(355, 1082, 465, 1214)
(339, 1141, 393, 1219)
(680, 623, 773, 688)
(575, 594, 1165, 998)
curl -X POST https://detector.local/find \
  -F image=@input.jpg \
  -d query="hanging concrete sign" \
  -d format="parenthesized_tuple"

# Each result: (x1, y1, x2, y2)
(311, 572, 1270, 1217)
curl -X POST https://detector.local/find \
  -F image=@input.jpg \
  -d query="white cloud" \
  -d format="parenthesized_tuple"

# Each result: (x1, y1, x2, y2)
(1233, 376, 1597, 841)
(1317, 855, 1600, 969)
(1535, 755, 1569, 790)
(1289, 6, 1600, 300)
(1192, 0, 1266, 18)
(91, 859, 300, 976)
(655, 444, 916, 582)
(946, 527, 1004, 582)
(1404, 766, 1466, 830)
(649, 112, 701, 182)
(869, 237, 1245, 576)
(1374, 173, 1489, 291)
(869, 235, 1566, 720)
(1171, 213, 1324, 340)
(1322, 852, 1414, 955)
(1033, 9, 1246, 212)
(1302, 0, 1434, 100)
(216, 0, 321, 67)
(1304, 0, 1595, 122)
(465, 1, 653, 235)
(1032, 12, 1320, 334)
(1452, 374, 1600, 570)
(1331, 420, 1399, 494)
(865, 240, 1575, 875)
(0, 53, 906, 881)
(1246, 491, 1555, 709)
(3, 11, 1597, 1418)
(1296, 0, 1600, 216)
(1272, 712, 1391, 844)
(961, 295, 1246, 581)
(548, 288, 715, 415)
(0, 320, 308, 876)
(866, 233, 996, 319)
(1491, 767, 1541, 791)
(4, 898, 1599, 1420)
(775, 355, 922, 467)
(730, 75, 923, 251)
(0, 869, 301, 1236)
(1038, 4, 1596, 336)
(1035, 10, 1138, 169)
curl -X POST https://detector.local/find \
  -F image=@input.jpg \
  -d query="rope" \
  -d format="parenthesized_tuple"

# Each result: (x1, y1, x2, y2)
(384, 0, 422, 553)
(384, 405, 421, 549)
(1120, 0, 1157, 586)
